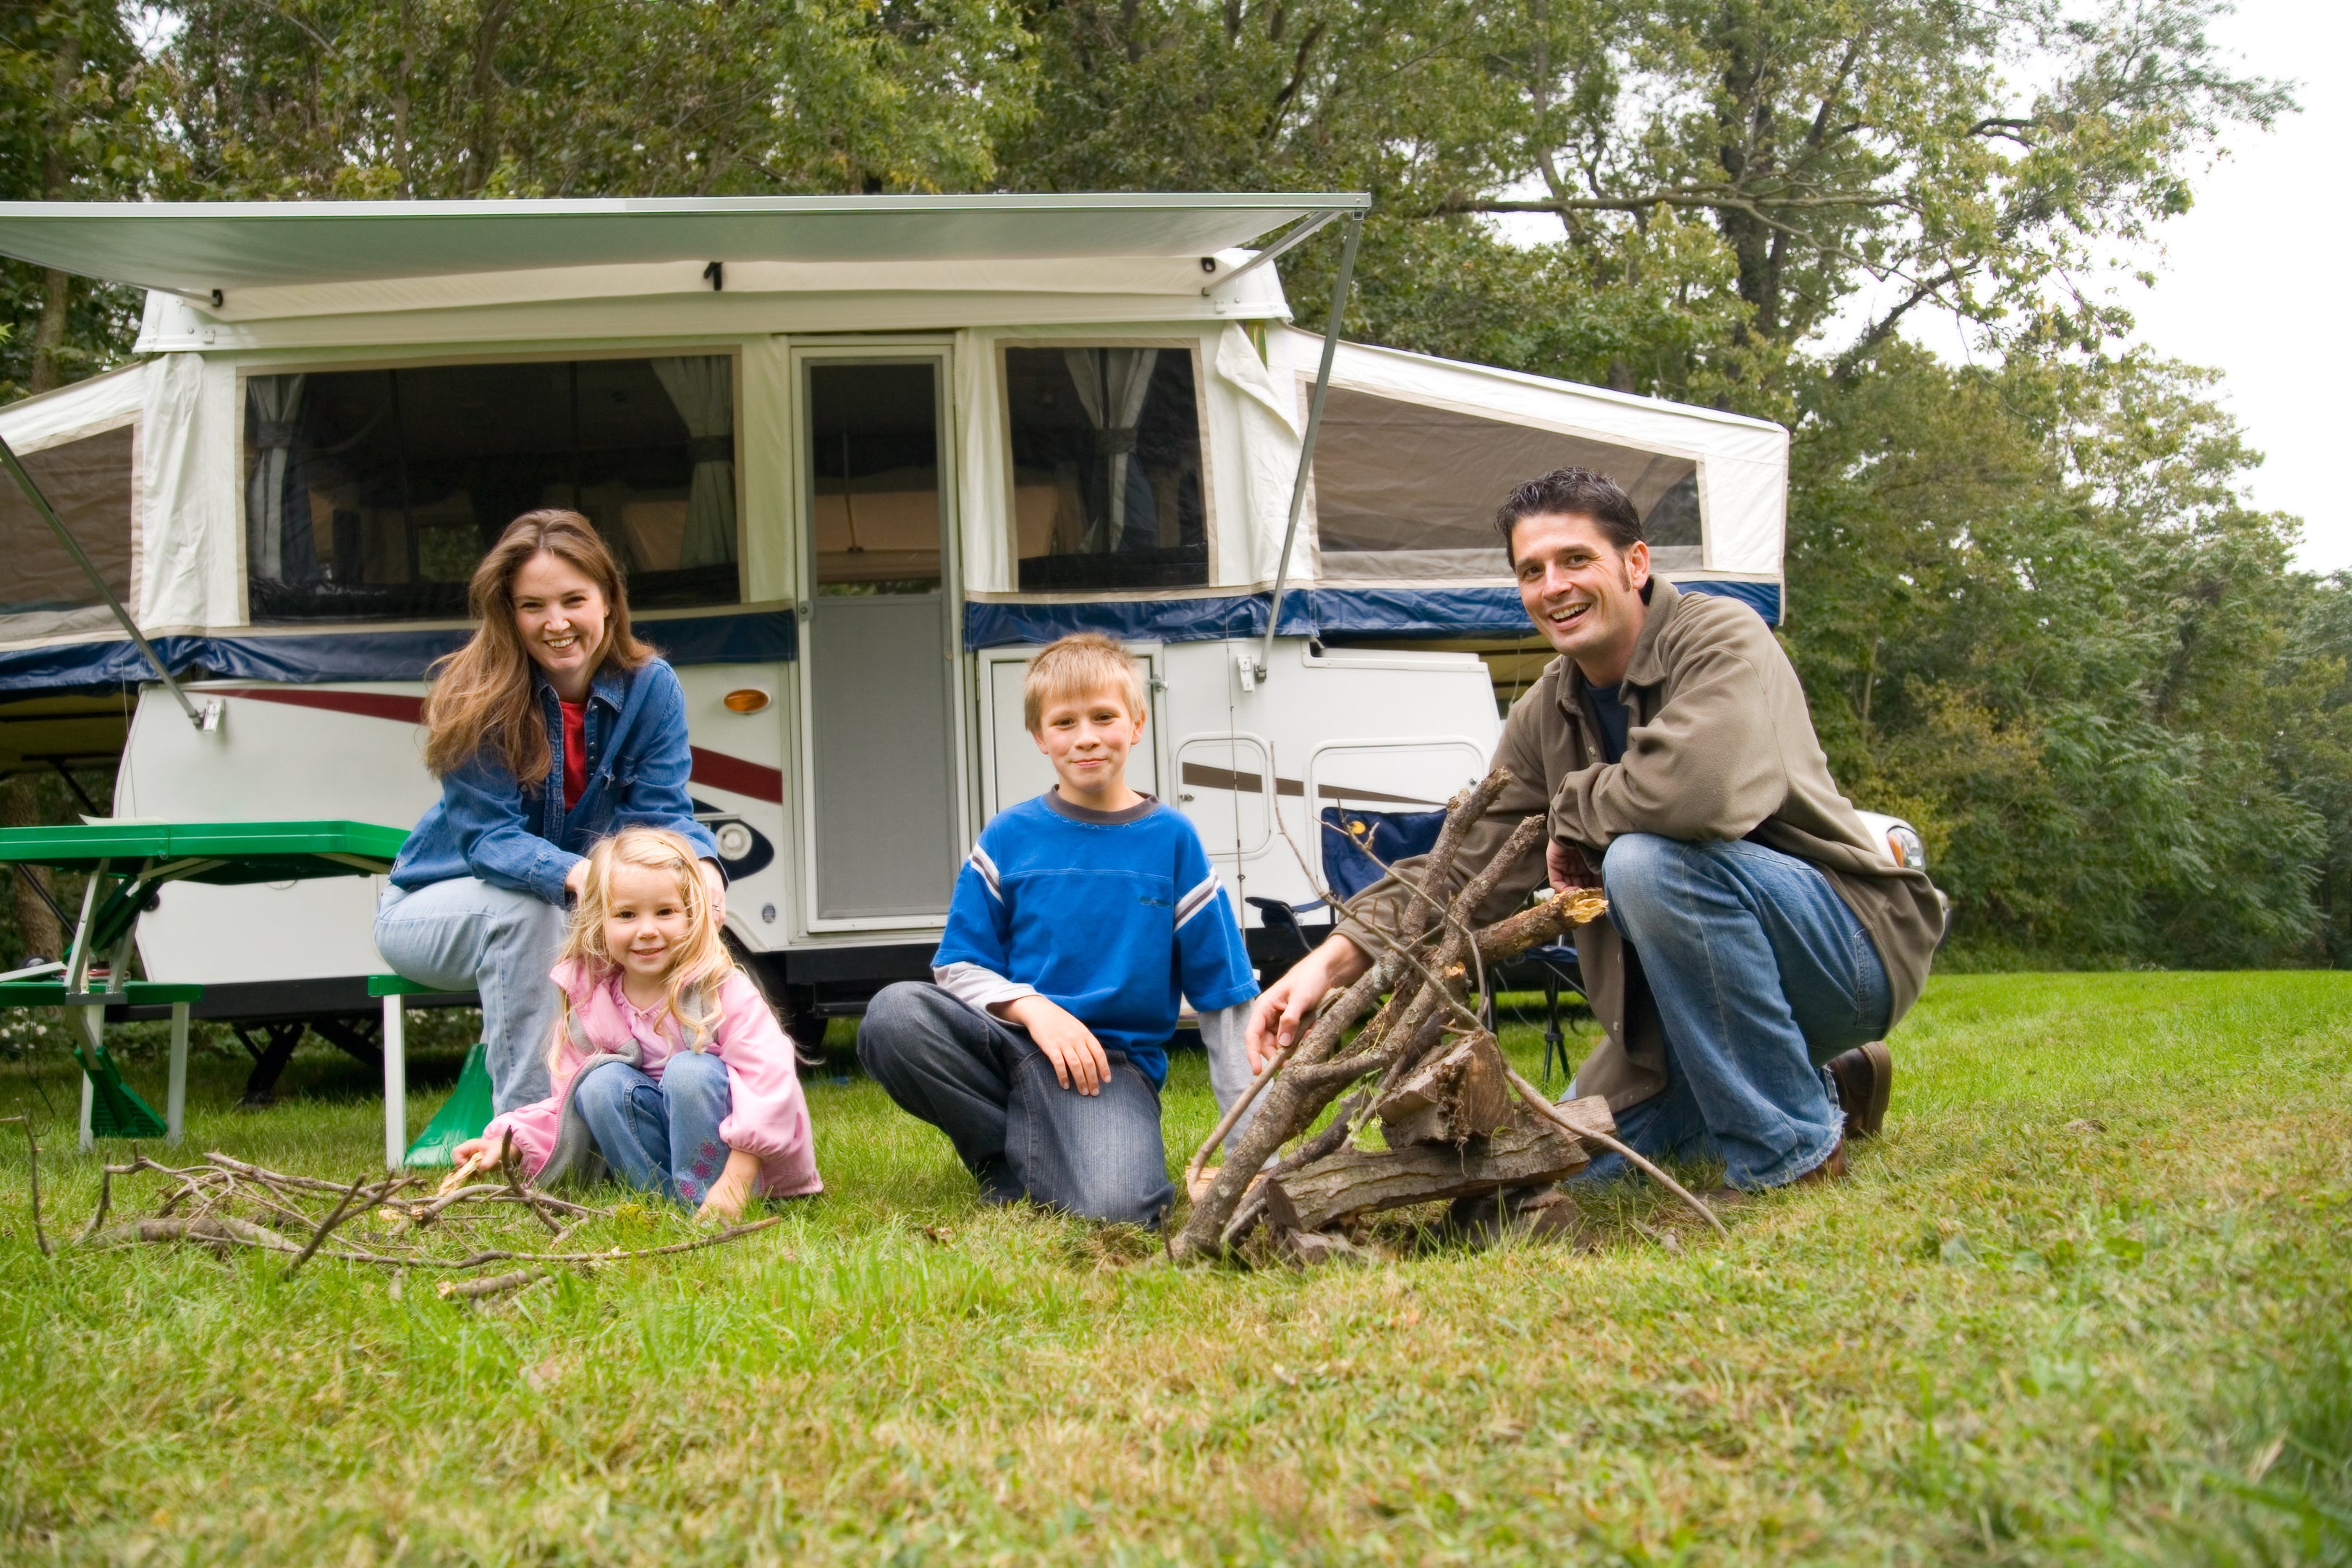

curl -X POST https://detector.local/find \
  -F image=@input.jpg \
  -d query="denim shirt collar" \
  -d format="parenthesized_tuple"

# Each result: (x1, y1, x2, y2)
(533, 662, 630, 713)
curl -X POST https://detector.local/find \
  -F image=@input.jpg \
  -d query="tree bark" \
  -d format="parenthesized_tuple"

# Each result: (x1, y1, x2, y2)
(1264, 1111, 1591, 1234)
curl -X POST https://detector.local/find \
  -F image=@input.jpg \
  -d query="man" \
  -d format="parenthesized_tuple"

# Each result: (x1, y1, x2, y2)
(1248, 467, 1943, 1199)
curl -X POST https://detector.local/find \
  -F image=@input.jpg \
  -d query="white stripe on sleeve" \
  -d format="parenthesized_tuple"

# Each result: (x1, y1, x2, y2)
(968, 846, 1004, 902)
(1174, 870, 1223, 930)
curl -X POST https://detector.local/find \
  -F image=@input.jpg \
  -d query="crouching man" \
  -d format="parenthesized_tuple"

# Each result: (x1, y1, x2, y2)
(1248, 467, 1944, 1202)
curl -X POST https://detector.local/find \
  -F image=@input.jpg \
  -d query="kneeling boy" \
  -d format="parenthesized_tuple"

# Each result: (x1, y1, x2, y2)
(858, 632, 1259, 1226)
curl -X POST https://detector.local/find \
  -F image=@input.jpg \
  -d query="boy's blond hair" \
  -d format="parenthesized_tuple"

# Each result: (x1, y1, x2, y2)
(1023, 632, 1146, 732)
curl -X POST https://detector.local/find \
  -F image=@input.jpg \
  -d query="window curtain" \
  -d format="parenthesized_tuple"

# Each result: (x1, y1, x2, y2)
(245, 373, 312, 581)
(651, 357, 737, 568)
(1062, 349, 1158, 552)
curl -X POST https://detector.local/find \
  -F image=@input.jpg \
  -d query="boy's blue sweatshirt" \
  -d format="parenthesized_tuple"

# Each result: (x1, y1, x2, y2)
(931, 790, 1258, 1088)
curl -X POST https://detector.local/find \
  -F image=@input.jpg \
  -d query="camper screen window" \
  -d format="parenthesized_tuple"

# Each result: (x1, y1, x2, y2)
(1311, 386, 1703, 580)
(242, 356, 739, 622)
(1003, 347, 1208, 592)
(0, 425, 135, 643)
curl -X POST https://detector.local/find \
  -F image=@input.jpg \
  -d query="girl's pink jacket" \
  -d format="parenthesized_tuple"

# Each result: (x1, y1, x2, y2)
(483, 960, 823, 1198)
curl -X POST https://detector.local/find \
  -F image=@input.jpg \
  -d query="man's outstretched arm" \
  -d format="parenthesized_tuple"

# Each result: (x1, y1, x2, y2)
(1244, 932, 1372, 1072)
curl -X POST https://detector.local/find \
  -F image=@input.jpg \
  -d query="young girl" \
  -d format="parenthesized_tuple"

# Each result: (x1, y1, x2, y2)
(447, 827, 820, 1220)
(375, 510, 726, 1118)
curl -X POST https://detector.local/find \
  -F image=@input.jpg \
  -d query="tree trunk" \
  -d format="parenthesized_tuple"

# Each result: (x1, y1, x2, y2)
(29, 30, 81, 395)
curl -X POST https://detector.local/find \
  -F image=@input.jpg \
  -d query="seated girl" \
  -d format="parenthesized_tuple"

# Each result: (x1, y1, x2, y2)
(447, 826, 821, 1220)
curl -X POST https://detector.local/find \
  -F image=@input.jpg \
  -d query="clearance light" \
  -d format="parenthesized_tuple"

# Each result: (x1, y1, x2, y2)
(722, 689, 771, 713)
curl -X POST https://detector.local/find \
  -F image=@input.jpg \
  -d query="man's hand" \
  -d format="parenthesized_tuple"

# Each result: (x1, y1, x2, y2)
(700, 857, 727, 924)
(695, 1148, 761, 1224)
(1245, 934, 1371, 1073)
(996, 994, 1111, 1095)
(1547, 839, 1602, 896)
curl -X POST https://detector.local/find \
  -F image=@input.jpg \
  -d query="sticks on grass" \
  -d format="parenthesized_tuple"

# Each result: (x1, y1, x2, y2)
(1, 1116, 51, 1258)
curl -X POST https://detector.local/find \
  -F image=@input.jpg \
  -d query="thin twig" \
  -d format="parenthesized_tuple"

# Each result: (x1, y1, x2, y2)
(437, 1268, 547, 1301)
(499, 1131, 560, 1235)
(1, 1116, 51, 1258)
(78, 1165, 112, 1245)
(1182, 1035, 1298, 1198)
(284, 1175, 374, 1279)
(1502, 1066, 1727, 1239)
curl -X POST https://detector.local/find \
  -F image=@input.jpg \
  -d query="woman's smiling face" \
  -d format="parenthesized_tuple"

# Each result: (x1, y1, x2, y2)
(510, 550, 609, 698)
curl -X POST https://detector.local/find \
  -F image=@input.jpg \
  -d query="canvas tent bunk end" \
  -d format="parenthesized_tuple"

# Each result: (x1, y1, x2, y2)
(0, 195, 1788, 1032)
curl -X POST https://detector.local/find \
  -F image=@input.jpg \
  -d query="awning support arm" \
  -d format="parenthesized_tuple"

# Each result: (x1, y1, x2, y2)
(0, 429, 219, 731)
(1256, 208, 1365, 682)
(1206, 209, 1341, 296)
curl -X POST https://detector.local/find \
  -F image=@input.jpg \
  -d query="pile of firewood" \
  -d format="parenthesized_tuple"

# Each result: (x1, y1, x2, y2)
(1172, 769, 1720, 1264)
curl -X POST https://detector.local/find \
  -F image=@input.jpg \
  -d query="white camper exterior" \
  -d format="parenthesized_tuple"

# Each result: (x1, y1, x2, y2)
(0, 195, 1790, 1025)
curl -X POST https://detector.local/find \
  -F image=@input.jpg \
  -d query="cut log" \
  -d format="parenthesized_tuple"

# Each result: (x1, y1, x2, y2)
(1273, 1228, 1373, 1267)
(1539, 1093, 1617, 1145)
(1262, 1112, 1591, 1234)
(1376, 1029, 1510, 1147)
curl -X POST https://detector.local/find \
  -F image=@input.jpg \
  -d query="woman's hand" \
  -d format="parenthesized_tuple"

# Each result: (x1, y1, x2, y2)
(699, 858, 727, 924)
(564, 859, 590, 901)
(695, 1148, 762, 1224)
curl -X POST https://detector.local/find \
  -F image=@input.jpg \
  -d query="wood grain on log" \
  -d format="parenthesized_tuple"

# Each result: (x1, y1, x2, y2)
(1261, 1114, 1591, 1234)
(1376, 1029, 1510, 1147)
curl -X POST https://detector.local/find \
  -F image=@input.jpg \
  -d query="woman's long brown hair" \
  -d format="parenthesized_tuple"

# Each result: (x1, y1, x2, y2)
(420, 511, 654, 783)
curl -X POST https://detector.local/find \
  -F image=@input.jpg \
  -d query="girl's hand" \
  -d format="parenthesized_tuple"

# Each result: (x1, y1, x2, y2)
(439, 1135, 502, 1195)
(699, 858, 727, 924)
(695, 1148, 761, 1225)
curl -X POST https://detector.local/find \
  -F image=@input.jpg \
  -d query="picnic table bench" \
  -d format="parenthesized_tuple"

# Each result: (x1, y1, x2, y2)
(0, 820, 410, 1149)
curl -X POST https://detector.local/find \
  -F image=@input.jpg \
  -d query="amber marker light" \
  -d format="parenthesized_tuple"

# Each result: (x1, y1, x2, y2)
(722, 689, 771, 713)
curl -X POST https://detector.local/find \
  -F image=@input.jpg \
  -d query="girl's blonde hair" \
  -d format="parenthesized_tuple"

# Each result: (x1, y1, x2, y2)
(421, 510, 656, 784)
(551, 827, 732, 1070)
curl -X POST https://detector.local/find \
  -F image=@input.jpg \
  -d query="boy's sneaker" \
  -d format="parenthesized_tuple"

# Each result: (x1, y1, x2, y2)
(1826, 1041, 1893, 1141)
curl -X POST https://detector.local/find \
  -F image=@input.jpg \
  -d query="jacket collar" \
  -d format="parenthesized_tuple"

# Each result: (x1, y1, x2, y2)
(533, 662, 629, 712)
(1552, 575, 1680, 711)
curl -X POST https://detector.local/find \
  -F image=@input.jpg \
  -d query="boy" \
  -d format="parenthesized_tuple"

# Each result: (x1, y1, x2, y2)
(858, 632, 1259, 1226)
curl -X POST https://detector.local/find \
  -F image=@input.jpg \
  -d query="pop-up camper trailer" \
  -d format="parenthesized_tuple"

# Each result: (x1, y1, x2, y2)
(0, 194, 1790, 1039)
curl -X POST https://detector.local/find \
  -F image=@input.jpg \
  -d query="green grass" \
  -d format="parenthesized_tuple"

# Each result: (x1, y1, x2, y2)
(2, 972, 2349, 1564)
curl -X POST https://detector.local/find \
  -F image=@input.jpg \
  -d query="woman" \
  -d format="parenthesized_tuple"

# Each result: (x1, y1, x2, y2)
(375, 509, 724, 1113)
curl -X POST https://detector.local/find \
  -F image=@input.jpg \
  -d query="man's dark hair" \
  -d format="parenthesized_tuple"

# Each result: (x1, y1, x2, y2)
(1494, 467, 1644, 563)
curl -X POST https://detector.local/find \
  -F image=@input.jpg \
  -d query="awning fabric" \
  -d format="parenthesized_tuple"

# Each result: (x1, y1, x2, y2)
(0, 194, 1367, 297)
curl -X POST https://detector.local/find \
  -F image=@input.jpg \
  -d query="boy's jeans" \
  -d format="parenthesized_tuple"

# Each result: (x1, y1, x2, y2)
(1571, 833, 1892, 1190)
(570, 1049, 734, 1208)
(858, 983, 1175, 1228)
(374, 877, 567, 1113)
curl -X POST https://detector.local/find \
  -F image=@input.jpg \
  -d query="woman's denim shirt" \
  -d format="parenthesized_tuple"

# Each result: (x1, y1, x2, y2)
(389, 658, 722, 905)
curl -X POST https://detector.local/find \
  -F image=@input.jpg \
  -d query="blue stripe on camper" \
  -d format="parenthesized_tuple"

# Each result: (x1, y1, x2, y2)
(961, 580, 1782, 649)
(0, 608, 797, 696)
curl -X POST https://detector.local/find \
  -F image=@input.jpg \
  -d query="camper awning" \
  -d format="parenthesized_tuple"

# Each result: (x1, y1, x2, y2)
(0, 192, 1368, 297)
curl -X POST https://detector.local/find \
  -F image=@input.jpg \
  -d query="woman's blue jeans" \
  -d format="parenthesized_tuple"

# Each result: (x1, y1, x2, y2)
(1571, 834, 1892, 1190)
(570, 1049, 735, 1207)
(374, 878, 567, 1113)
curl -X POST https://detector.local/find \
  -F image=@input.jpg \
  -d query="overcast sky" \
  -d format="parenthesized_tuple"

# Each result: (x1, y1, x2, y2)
(2114, 1, 2349, 572)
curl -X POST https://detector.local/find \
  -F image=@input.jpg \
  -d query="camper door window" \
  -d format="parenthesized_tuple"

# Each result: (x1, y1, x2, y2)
(1310, 385, 1704, 582)
(240, 355, 740, 622)
(1002, 346, 1208, 593)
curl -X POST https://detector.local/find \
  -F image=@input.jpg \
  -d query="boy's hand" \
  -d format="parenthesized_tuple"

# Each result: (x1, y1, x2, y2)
(997, 995, 1111, 1096)
(695, 1148, 761, 1225)
(1246, 935, 1370, 1072)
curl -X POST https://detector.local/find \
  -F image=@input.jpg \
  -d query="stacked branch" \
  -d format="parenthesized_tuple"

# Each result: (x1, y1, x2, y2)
(1172, 768, 1712, 1264)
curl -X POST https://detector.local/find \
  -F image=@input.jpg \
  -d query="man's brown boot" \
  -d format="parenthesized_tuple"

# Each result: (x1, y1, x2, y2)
(1826, 1041, 1892, 1141)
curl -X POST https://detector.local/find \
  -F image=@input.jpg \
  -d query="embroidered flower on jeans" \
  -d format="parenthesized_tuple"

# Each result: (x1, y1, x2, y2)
(677, 1178, 701, 1202)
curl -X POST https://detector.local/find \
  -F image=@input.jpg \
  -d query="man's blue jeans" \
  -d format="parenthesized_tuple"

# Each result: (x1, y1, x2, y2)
(857, 982, 1175, 1228)
(1573, 834, 1892, 1190)
(570, 1049, 735, 1208)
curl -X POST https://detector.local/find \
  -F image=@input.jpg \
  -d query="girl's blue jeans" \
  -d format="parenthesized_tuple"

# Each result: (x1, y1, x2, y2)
(570, 1050, 736, 1207)
(1570, 833, 1893, 1191)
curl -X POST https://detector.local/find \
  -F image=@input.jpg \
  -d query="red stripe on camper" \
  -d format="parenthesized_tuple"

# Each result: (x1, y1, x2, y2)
(212, 687, 784, 803)
(688, 747, 783, 803)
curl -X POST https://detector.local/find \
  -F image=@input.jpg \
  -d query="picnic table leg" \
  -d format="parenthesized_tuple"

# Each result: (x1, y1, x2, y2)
(166, 1000, 189, 1148)
(383, 991, 407, 1172)
(77, 1007, 98, 1153)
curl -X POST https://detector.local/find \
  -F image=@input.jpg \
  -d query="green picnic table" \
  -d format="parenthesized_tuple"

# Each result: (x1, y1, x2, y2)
(0, 820, 409, 1150)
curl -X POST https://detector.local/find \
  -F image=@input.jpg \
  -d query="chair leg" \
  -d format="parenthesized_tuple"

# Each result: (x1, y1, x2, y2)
(383, 993, 407, 1172)
(1542, 975, 1564, 1088)
(166, 1001, 189, 1149)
